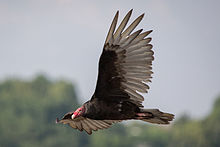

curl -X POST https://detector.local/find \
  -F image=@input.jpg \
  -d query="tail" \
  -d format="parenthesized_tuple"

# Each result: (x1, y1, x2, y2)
(136, 109, 174, 124)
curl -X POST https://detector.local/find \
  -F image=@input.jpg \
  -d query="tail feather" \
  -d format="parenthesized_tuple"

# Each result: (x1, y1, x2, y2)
(139, 109, 174, 124)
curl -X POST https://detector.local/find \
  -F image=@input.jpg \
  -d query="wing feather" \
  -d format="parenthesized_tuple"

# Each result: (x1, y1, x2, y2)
(120, 29, 143, 48)
(113, 9, 133, 44)
(81, 119, 92, 134)
(121, 14, 144, 41)
(84, 119, 98, 131)
(104, 11, 119, 45)
(94, 10, 153, 107)
(57, 117, 120, 135)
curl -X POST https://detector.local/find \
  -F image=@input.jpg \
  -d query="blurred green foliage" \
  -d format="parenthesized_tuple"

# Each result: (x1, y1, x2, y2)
(0, 75, 219, 147)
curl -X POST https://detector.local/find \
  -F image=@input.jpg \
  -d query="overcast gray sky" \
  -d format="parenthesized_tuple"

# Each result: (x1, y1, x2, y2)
(1, 0, 220, 119)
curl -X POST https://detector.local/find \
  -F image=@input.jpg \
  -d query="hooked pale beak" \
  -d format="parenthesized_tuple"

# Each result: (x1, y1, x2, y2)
(71, 114, 76, 119)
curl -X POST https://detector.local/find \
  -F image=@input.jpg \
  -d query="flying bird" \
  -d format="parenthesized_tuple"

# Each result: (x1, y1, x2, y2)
(56, 9, 174, 135)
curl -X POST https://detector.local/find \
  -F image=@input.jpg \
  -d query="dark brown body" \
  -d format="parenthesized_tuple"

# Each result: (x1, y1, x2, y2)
(82, 96, 140, 120)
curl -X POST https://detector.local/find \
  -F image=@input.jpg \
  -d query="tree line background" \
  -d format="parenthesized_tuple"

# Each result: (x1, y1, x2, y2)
(0, 75, 219, 147)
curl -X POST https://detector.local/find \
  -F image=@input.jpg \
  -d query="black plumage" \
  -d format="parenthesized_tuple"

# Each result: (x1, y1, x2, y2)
(56, 9, 174, 135)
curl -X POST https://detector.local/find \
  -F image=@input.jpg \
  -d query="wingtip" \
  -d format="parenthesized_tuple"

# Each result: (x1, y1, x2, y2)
(114, 11, 119, 19)
(116, 10, 119, 15)
(140, 13, 145, 18)
(116, 11, 119, 20)
(127, 9, 133, 18)
(129, 9, 133, 14)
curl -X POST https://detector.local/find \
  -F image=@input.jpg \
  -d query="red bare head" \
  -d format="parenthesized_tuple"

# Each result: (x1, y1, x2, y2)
(71, 106, 84, 119)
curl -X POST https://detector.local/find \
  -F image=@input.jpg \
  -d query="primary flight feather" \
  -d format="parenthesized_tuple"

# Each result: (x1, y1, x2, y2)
(56, 9, 174, 135)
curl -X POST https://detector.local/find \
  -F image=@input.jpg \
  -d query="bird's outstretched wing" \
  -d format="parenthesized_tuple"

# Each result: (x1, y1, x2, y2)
(94, 10, 154, 107)
(56, 116, 120, 135)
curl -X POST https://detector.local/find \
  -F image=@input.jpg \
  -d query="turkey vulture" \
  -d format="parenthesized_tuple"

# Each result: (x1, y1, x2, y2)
(56, 9, 174, 135)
